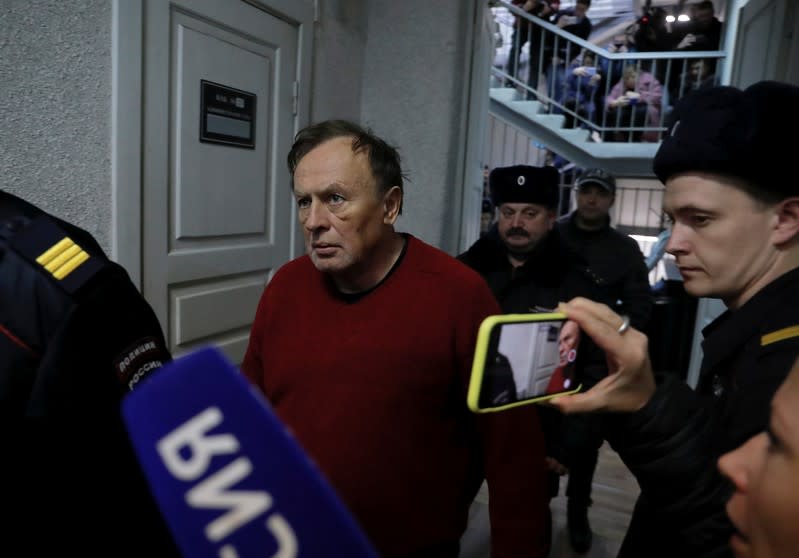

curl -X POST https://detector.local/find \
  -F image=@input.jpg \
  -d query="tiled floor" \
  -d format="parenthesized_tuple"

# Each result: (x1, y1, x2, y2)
(459, 442, 640, 558)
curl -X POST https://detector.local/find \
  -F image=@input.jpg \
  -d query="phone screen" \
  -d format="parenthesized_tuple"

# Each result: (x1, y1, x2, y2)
(467, 313, 582, 413)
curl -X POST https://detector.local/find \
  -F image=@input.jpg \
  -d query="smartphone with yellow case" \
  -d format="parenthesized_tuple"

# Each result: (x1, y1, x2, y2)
(467, 312, 583, 413)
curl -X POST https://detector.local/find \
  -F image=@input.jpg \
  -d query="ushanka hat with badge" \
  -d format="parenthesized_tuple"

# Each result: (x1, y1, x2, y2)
(489, 165, 560, 209)
(653, 80, 799, 199)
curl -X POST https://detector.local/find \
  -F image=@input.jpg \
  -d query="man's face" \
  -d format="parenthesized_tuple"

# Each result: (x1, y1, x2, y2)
(695, 6, 714, 27)
(497, 202, 555, 254)
(293, 136, 398, 285)
(575, 183, 614, 225)
(663, 173, 777, 309)
(574, 2, 588, 18)
(719, 361, 799, 558)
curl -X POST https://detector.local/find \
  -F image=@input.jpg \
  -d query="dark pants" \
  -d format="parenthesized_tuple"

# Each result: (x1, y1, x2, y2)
(562, 413, 604, 507)
(540, 408, 605, 506)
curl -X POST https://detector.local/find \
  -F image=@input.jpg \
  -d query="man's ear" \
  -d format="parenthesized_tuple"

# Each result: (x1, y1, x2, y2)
(773, 197, 799, 246)
(383, 186, 402, 225)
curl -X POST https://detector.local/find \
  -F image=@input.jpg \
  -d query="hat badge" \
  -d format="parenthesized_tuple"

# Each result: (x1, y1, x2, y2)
(517, 175, 525, 186)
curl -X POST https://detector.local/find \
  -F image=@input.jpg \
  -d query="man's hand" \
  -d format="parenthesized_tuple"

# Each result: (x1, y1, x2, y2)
(548, 298, 656, 414)
(545, 456, 568, 476)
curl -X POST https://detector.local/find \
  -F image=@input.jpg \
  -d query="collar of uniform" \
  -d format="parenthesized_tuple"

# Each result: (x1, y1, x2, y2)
(700, 266, 799, 375)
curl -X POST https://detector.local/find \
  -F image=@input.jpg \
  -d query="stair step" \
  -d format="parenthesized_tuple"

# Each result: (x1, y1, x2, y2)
(558, 127, 591, 143)
(489, 87, 520, 103)
(534, 113, 566, 128)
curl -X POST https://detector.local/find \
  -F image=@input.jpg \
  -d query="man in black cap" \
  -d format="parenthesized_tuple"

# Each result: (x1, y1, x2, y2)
(554, 167, 651, 552)
(552, 80, 799, 558)
(0, 190, 179, 556)
(458, 165, 609, 551)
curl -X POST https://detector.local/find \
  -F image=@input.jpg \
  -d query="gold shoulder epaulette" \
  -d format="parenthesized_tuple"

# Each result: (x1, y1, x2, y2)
(761, 325, 799, 347)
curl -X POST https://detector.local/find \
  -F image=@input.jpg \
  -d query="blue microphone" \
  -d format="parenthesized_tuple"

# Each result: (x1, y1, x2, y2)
(122, 346, 378, 558)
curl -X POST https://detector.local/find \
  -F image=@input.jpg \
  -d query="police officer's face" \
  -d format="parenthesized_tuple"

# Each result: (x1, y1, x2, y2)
(718, 360, 799, 558)
(497, 202, 555, 254)
(663, 173, 779, 309)
(293, 136, 401, 286)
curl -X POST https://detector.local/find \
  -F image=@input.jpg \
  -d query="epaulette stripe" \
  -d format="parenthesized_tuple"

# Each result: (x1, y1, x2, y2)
(36, 237, 74, 265)
(53, 250, 90, 280)
(44, 243, 82, 272)
(761, 325, 799, 347)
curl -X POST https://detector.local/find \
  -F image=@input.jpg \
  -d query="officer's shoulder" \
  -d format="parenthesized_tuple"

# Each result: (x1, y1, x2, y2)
(6, 213, 110, 297)
(758, 281, 799, 351)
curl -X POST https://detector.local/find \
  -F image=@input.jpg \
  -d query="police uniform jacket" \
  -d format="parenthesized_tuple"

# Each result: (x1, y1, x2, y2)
(608, 267, 799, 558)
(0, 191, 178, 556)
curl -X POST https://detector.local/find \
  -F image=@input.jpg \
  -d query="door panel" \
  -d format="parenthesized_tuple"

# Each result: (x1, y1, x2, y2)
(143, 0, 297, 364)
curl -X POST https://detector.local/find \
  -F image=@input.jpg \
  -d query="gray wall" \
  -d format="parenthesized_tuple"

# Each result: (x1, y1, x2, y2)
(360, 0, 475, 253)
(310, 0, 369, 122)
(0, 0, 112, 251)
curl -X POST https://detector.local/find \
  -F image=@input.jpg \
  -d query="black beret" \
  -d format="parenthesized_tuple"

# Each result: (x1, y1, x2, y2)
(575, 168, 616, 194)
(489, 165, 560, 209)
(653, 80, 799, 199)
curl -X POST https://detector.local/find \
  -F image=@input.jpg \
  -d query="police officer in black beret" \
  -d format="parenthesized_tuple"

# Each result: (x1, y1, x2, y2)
(1, 190, 179, 556)
(458, 164, 611, 549)
(552, 80, 799, 558)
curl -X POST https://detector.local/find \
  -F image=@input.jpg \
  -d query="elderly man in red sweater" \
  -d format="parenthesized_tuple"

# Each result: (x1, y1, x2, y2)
(242, 119, 550, 557)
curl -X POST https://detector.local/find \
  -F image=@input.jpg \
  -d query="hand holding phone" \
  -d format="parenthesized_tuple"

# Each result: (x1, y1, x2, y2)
(548, 298, 656, 414)
(467, 313, 583, 413)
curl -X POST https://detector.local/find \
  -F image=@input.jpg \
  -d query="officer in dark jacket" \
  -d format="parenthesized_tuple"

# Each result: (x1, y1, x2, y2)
(0, 191, 179, 556)
(554, 167, 652, 551)
(557, 168, 653, 332)
(458, 165, 607, 552)
(553, 81, 799, 558)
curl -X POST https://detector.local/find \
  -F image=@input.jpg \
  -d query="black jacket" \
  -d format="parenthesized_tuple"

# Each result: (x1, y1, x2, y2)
(458, 226, 601, 314)
(610, 267, 799, 558)
(557, 213, 653, 331)
(0, 191, 179, 556)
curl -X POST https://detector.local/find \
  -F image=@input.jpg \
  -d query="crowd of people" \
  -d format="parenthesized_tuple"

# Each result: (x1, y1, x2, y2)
(500, 0, 723, 142)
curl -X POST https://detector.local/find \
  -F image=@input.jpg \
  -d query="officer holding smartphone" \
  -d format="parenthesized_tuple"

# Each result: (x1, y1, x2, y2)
(554, 81, 799, 558)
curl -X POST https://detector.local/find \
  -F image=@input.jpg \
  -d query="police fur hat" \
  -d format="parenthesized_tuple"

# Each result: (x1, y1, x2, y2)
(489, 165, 560, 209)
(653, 81, 799, 199)
(575, 168, 616, 194)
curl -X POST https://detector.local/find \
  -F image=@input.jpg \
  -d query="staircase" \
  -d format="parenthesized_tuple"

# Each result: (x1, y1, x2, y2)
(489, 86, 660, 176)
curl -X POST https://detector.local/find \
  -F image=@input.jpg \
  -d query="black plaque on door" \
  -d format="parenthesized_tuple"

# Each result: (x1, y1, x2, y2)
(200, 80, 256, 149)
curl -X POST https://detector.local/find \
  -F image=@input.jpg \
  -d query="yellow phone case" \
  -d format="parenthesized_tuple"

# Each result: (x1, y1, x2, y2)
(467, 312, 582, 413)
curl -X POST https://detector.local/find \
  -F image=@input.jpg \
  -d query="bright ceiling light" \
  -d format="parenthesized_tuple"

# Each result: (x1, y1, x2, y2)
(677, 14, 691, 21)
(665, 15, 676, 22)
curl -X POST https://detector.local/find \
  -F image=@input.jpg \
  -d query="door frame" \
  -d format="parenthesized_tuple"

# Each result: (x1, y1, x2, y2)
(111, 0, 314, 290)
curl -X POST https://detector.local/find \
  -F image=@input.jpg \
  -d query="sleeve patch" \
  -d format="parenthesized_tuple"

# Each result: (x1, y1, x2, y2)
(114, 337, 168, 390)
(761, 325, 799, 347)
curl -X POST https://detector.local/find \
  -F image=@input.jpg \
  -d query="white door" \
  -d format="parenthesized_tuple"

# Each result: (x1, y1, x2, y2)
(142, 0, 299, 364)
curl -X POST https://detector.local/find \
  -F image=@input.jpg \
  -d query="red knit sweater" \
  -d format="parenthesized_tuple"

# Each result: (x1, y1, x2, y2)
(242, 236, 550, 557)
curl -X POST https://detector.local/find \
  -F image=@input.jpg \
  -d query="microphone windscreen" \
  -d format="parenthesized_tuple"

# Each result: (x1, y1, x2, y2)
(122, 346, 378, 558)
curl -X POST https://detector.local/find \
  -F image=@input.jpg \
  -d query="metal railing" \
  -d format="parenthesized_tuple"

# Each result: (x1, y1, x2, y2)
(492, 1, 727, 143)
